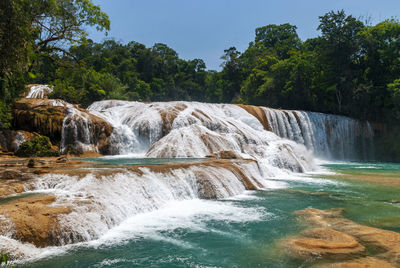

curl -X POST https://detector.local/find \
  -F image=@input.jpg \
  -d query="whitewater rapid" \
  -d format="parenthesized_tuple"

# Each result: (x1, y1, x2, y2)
(0, 98, 375, 263)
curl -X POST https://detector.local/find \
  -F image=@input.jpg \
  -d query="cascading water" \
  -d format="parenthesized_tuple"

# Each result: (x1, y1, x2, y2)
(60, 106, 97, 154)
(0, 97, 378, 263)
(261, 108, 375, 160)
(87, 100, 374, 161)
(26, 85, 53, 99)
(87, 101, 314, 171)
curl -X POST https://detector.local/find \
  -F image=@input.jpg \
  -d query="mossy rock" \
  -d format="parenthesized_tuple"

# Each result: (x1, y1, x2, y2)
(15, 136, 60, 157)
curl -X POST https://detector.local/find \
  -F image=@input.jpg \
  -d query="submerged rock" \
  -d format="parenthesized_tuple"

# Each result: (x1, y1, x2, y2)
(282, 228, 365, 260)
(281, 208, 400, 267)
(318, 257, 395, 268)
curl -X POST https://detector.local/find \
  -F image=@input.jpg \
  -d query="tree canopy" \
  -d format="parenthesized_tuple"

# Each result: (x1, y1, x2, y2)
(2, 6, 400, 128)
(0, 0, 109, 126)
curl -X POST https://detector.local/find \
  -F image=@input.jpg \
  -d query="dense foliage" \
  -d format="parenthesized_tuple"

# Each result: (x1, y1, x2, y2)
(23, 10, 399, 125)
(2, 2, 400, 157)
(0, 0, 109, 127)
(15, 135, 60, 157)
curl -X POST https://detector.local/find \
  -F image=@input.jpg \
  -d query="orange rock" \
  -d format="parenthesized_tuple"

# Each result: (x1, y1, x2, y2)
(318, 257, 395, 268)
(0, 195, 72, 247)
(12, 98, 113, 155)
(289, 208, 400, 266)
(282, 228, 365, 259)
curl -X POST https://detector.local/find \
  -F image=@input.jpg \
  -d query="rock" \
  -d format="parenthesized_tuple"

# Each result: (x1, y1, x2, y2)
(282, 228, 365, 260)
(12, 99, 66, 142)
(236, 104, 272, 131)
(284, 208, 400, 267)
(0, 130, 36, 152)
(318, 257, 396, 268)
(0, 195, 72, 247)
(294, 208, 400, 253)
(56, 157, 68, 163)
(0, 169, 32, 181)
(213, 150, 240, 159)
(12, 98, 113, 155)
(32, 169, 50, 175)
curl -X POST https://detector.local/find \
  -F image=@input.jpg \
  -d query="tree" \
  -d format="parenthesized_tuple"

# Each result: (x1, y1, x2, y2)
(316, 10, 364, 114)
(0, 0, 109, 127)
(254, 24, 301, 59)
(358, 19, 400, 120)
(0, 0, 34, 127)
(31, 0, 109, 58)
(220, 47, 243, 102)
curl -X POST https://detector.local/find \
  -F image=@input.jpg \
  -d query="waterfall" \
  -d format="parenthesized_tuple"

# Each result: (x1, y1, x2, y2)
(86, 100, 374, 161)
(1, 98, 377, 260)
(87, 101, 314, 172)
(60, 106, 97, 154)
(260, 108, 375, 160)
(26, 85, 53, 99)
(26, 161, 266, 245)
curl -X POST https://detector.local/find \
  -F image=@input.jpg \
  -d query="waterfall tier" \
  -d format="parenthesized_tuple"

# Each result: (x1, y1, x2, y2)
(87, 100, 374, 161)
(0, 98, 377, 260)
(25, 85, 53, 99)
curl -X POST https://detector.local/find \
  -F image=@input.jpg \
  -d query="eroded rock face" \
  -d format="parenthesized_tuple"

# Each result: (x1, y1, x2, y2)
(0, 130, 36, 153)
(12, 99, 66, 142)
(280, 208, 400, 267)
(12, 98, 113, 155)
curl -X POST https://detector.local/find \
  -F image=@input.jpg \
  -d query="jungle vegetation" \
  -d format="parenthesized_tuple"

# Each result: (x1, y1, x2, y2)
(1, 1, 400, 132)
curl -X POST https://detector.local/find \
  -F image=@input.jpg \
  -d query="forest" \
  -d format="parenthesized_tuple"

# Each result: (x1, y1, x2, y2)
(1, 1, 400, 126)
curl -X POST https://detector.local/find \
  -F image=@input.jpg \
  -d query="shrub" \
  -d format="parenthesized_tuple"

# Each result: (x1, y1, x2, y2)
(27, 159, 35, 168)
(15, 136, 60, 157)
(0, 252, 15, 268)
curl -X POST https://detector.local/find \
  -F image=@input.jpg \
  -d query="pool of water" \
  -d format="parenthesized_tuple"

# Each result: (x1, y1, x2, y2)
(19, 161, 400, 267)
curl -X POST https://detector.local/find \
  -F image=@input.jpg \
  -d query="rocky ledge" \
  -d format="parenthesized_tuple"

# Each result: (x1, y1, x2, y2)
(9, 98, 113, 154)
(0, 195, 72, 248)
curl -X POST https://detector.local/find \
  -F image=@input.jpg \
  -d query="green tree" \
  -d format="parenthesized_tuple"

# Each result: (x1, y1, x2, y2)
(316, 10, 365, 114)
(254, 23, 301, 60)
(0, 0, 109, 127)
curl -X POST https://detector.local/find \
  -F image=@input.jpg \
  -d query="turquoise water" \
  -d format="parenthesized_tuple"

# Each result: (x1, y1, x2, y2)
(22, 162, 400, 267)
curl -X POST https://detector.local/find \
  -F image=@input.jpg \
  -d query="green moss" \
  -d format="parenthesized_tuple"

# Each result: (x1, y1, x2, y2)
(66, 144, 82, 156)
(15, 136, 60, 157)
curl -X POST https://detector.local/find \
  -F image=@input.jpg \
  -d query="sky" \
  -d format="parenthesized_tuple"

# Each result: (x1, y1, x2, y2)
(89, 0, 400, 70)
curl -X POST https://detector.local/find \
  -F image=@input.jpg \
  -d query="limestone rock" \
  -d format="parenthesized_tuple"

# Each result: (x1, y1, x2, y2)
(0, 130, 36, 152)
(283, 208, 400, 267)
(318, 257, 395, 268)
(0, 195, 72, 247)
(0, 169, 32, 181)
(282, 228, 365, 260)
(12, 98, 113, 155)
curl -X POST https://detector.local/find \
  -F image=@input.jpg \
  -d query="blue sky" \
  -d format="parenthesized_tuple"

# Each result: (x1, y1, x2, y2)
(89, 0, 400, 70)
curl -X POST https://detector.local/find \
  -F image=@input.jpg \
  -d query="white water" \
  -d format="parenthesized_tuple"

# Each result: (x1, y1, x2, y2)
(0, 160, 274, 260)
(88, 101, 314, 172)
(0, 98, 375, 261)
(26, 85, 53, 99)
(262, 108, 375, 160)
(61, 106, 98, 154)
